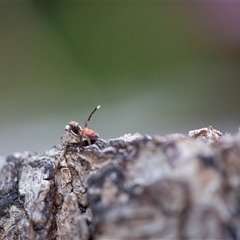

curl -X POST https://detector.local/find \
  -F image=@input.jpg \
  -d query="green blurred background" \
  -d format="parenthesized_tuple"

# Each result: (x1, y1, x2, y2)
(1, 3, 240, 156)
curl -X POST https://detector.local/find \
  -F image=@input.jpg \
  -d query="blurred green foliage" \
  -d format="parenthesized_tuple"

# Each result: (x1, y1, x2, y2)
(1, 3, 240, 155)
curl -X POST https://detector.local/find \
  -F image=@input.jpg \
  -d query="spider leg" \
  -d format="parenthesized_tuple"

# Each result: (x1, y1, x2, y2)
(78, 130, 83, 149)
(83, 134, 91, 146)
(83, 105, 101, 128)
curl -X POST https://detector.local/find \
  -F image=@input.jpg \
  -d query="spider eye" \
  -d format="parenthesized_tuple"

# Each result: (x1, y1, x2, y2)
(71, 124, 81, 135)
(65, 121, 82, 137)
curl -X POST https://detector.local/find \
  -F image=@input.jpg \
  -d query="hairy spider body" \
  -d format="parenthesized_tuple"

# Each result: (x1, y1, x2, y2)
(65, 105, 100, 147)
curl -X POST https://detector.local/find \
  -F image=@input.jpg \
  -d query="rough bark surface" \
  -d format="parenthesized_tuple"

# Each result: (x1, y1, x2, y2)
(1, 126, 240, 239)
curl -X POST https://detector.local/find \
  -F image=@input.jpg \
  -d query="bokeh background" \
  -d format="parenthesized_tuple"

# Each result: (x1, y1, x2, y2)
(1, 3, 240, 156)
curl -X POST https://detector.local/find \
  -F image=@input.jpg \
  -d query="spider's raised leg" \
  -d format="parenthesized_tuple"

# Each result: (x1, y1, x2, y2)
(83, 105, 101, 128)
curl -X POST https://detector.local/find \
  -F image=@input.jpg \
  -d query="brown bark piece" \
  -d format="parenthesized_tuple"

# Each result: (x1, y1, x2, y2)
(0, 127, 240, 239)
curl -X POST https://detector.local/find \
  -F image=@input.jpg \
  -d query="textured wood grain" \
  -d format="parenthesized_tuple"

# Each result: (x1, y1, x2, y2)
(1, 127, 240, 239)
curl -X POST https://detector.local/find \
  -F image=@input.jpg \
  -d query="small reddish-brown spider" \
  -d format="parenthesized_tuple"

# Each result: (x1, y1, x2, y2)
(65, 105, 101, 148)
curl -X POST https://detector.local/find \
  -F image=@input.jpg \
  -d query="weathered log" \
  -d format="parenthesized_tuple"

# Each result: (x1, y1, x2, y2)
(0, 126, 240, 239)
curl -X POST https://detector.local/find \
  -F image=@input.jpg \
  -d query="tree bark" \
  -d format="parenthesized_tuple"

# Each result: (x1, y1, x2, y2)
(0, 127, 240, 239)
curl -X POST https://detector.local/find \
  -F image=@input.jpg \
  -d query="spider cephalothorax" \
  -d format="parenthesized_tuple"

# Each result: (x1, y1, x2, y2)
(65, 105, 100, 147)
